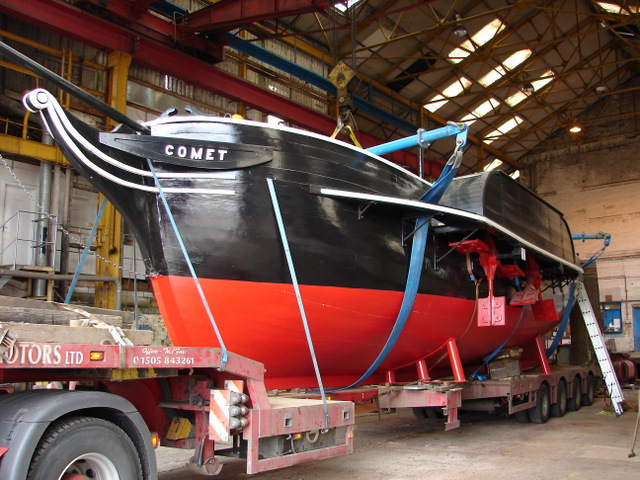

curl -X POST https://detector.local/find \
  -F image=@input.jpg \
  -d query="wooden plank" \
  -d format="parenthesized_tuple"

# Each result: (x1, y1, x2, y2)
(1, 322, 153, 346)
(0, 295, 135, 326)
(0, 306, 123, 326)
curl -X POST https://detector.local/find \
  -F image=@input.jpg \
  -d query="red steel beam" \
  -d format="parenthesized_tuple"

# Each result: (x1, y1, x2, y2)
(0, 0, 424, 169)
(177, 0, 332, 33)
(60, 0, 226, 62)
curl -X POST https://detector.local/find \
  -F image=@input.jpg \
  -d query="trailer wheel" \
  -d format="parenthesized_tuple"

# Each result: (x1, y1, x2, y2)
(528, 384, 550, 424)
(567, 377, 582, 412)
(581, 374, 595, 406)
(27, 416, 142, 480)
(550, 380, 567, 418)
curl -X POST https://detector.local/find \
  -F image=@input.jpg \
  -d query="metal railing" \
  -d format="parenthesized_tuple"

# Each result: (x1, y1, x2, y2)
(0, 209, 57, 270)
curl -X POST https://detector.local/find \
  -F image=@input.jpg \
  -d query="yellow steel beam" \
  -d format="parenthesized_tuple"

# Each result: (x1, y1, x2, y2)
(94, 50, 131, 309)
(0, 134, 68, 165)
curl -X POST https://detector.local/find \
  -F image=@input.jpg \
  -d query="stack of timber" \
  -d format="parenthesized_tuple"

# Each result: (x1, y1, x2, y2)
(0, 296, 153, 346)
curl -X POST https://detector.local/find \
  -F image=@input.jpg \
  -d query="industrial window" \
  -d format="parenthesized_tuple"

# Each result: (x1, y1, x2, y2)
(601, 302, 623, 334)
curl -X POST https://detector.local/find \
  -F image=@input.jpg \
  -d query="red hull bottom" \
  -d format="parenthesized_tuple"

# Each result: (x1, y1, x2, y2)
(150, 275, 558, 390)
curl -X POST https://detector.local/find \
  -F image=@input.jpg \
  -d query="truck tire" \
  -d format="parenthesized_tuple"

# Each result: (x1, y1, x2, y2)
(528, 383, 550, 424)
(567, 377, 582, 412)
(514, 409, 530, 423)
(581, 374, 595, 406)
(27, 416, 143, 480)
(550, 380, 567, 418)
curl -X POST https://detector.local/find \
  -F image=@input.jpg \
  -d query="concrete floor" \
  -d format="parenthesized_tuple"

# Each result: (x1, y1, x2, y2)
(157, 394, 640, 480)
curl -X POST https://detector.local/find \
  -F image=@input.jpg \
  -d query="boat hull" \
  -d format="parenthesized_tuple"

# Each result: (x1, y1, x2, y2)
(23, 88, 581, 389)
(151, 275, 559, 389)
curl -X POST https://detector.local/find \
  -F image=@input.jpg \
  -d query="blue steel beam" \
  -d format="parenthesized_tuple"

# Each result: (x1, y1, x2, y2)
(227, 33, 418, 134)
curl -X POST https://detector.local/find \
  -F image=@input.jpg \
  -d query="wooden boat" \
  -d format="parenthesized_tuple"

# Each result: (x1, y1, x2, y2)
(22, 86, 581, 389)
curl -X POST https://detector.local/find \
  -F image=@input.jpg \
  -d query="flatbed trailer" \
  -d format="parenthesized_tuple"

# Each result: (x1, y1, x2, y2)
(377, 364, 598, 430)
(0, 340, 354, 479)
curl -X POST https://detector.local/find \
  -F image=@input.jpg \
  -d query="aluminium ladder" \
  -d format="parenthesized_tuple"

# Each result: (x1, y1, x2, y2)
(575, 279, 625, 415)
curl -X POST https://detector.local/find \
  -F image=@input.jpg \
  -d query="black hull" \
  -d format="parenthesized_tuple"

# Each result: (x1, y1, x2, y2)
(26, 87, 579, 302)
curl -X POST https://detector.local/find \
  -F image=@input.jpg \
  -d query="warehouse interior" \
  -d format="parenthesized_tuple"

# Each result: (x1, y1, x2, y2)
(0, 0, 640, 477)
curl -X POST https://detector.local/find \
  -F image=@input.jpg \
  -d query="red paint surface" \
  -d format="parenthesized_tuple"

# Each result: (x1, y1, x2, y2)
(151, 275, 559, 389)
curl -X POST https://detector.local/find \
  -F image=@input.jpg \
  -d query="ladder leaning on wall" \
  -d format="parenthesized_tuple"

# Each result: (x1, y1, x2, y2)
(575, 278, 625, 415)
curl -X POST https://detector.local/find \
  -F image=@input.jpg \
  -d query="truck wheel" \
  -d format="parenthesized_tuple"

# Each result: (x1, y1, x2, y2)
(514, 409, 530, 423)
(550, 380, 567, 418)
(581, 374, 595, 406)
(27, 416, 142, 480)
(528, 384, 550, 424)
(567, 377, 582, 412)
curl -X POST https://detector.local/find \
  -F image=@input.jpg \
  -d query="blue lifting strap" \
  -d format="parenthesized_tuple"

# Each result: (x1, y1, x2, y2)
(329, 214, 430, 392)
(147, 159, 228, 367)
(267, 177, 330, 431)
(330, 151, 462, 392)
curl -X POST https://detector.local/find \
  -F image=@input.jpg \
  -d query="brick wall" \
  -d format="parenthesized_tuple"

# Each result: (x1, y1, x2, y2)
(519, 83, 640, 353)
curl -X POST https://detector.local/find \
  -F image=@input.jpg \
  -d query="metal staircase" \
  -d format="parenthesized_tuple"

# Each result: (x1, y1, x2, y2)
(575, 279, 625, 415)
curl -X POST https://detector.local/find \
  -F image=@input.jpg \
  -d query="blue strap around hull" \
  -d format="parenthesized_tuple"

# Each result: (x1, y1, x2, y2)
(147, 159, 228, 367)
(267, 177, 330, 430)
(330, 215, 430, 392)
(330, 152, 461, 391)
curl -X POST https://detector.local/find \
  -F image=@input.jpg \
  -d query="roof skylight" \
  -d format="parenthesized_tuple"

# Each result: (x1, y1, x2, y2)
(448, 18, 506, 64)
(597, 2, 639, 14)
(423, 77, 472, 112)
(505, 68, 554, 105)
(503, 49, 533, 70)
(484, 115, 524, 143)
(334, 0, 363, 13)
(478, 49, 532, 87)
(505, 91, 529, 107)
(483, 159, 503, 171)
(530, 70, 556, 91)
(479, 67, 506, 87)
(461, 97, 501, 124)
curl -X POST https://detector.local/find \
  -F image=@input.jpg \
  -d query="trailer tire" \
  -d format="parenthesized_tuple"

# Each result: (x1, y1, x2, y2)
(582, 374, 595, 406)
(550, 380, 567, 418)
(27, 416, 142, 480)
(528, 384, 550, 424)
(567, 377, 582, 412)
